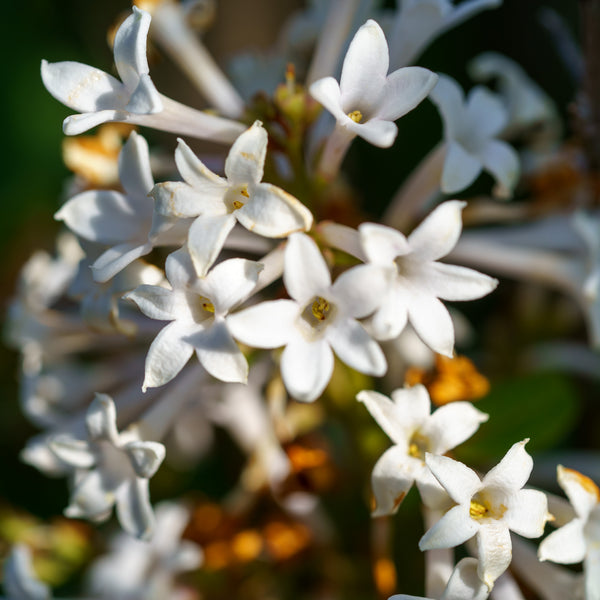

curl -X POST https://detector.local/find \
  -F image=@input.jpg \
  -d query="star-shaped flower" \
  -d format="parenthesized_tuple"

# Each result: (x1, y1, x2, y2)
(126, 248, 262, 390)
(227, 232, 386, 402)
(389, 557, 489, 600)
(419, 440, 551, 590)
(41, 7, 244, 142)
(429, 74, 520, 196)
(358, 384, 488, 515)
(87, 501, 202, 600)
(152, 121, 313, 276)
(49, 393, 166, 540)
(309, 19, 437, 148)
(56, 131, 185, 282)
(359, 201, 498, 355)
(538, 466, 600, 600)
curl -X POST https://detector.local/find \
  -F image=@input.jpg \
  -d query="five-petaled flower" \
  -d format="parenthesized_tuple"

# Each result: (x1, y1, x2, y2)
(358, 383, 488, 515)
(151, 121, 313, 276)
(49, 393, 166, 540)
(309, 19, 438, 148)
(419, 440, 550, 590)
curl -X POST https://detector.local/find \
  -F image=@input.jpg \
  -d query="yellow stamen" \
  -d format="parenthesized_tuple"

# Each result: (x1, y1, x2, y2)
(202, 301, 215, 313)
(240, 187, 250, 198)
(232, 200, 244, 210)
(347, 110, 363, 123)
(408, 443, 420, 458)
(470, 499, 488, 519)
(311, 297, 330, 321)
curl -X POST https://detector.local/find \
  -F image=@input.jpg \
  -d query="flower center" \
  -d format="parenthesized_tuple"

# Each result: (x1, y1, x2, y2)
(311, 297, 330, 321)
(226, 184, 250, 212)
(347, 110, 363, 123)
(469, 492, 507, 521)
(407, 431, 430, 460)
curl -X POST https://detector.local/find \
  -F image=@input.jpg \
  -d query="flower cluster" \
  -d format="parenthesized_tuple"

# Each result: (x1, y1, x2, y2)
(4, 1, 596, 599)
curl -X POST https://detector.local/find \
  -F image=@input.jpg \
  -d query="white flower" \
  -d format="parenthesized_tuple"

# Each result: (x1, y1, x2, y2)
(468, 52, 559, 136)
(2, 545, 51, 600)
(390, 557, 489, 600)
(359, 201, 498, 355)
(49, 393, 166, 540)
(227, 232, 386, 402)
(41, 7, 244, 142)
(358, 384, 488, 515)
(419, 440, 550, 590)
(430, 74, 520, 196)
(152, 121, 313, 276)
(385, 0, 502, 69)
(538, 466, 600, 600)
(309, 19, 438, 148)
(56, 131, 186, 283)
(126, 248, 261, 390)
(87, 501, 202, 600)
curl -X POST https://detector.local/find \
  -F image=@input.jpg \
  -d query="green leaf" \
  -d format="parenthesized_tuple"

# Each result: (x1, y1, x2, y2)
(454, 371, 581, 465)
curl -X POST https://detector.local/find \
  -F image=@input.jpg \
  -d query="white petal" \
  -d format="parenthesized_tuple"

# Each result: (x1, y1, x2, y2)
(505, 488, 549, 538)
(406, 287, 455, 357)
(331, 264, 387, 318)
(224, 121, 267, 184)
(175, 138, 226, 186)
(359, 222, 410, 264)
(557, 465, 600, 520)
(115, 478, 155, 540)
(345, 118, 398, 148)
(419, 503, 478, 550)
(55, 190, 141, 243)
(476, 521, 512, 589)
(441, 141, 482, 194)
(3, 545, 51, 600)
(49, 436, 95, 468)
(152, 180, 227, 218)
(425, 453, 481, 504)
(423, 402, 489, 454)
(328, 318, 387, 376)
(408, 200, 466, 261)
(189, 320, 249, 383)
(143, 321, 194, 390)
(479, 139, 520, 195)
(165, 246, 198, 290)
(357, 389, 412, 446)
(67, 470, 114, 519)
(188, 213, 237, 276)
(429, 74, 466, 140)
(415, 262, 498, 301)
(86, 393, 119, 442)
(482, 439, 533, 492)
(377, 67, 438, 122)
(441, 557, 489, 600)
(584, 546, 600, 600)
(281, 337, 334, 402)
(371, 445, 419, 516)
(284, 233, 331, 303)
(309, 77, 346, 122)
(63, 110, 120, 135)
(126, 285, 178, 320)
(91, 241, 152, 283)
(466, 87, 507, 138)
(370, 285, 408, 340)
(118, 131, 154, 197)
(237, 183, 313, 237)
(339, 20, 388, 116)
(114, 7, 152, 90)
(125, 440, 166, 478)
(125, 73, 162, 114)
(41, 60, 126, 111)
(194, 258, 262, 314)
(227, 300, 298, 348)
